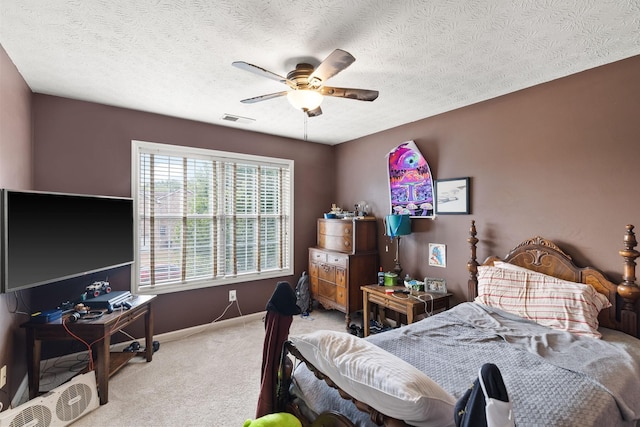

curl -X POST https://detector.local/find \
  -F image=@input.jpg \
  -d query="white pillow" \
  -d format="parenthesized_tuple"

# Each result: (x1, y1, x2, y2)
(475, 265, 611, 338)
(290, 330, 456, 427)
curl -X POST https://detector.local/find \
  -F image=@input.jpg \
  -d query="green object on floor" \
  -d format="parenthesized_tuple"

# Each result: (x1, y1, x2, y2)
(243, 412, 302, 427)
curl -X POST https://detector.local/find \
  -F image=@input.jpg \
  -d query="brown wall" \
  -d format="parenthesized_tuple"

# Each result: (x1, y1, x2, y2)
(0, 44, 33, 409)
(336, 55, 640, 304)
(30, 95, 336, 335)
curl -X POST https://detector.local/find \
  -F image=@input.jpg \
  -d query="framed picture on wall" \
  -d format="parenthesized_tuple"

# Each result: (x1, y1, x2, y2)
(428, 243, 446, 268)
(435, 177, 470, 215)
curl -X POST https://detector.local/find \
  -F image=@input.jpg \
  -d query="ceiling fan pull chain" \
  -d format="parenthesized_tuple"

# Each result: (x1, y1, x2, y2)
(304, 112, 308, 141)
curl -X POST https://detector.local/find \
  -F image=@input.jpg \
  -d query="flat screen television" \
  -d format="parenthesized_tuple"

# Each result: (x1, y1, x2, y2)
(1, 189, 134, 292)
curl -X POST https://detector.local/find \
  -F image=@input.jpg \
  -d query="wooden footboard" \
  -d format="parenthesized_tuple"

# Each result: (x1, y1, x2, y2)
(310, 411, 356, 427)
(276, 341, 410, 427)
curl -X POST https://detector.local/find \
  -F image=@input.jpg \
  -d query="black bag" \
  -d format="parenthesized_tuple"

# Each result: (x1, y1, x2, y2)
(295, 271, 311, 314)
(454, 363, 515, 427)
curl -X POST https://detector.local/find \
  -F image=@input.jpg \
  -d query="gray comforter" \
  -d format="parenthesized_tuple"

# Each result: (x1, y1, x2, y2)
(291, 302, 640, 427)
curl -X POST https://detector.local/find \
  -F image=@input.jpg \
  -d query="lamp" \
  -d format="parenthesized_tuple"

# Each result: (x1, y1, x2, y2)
(287, 89, 323, 111)
(384, 214, 412, 278)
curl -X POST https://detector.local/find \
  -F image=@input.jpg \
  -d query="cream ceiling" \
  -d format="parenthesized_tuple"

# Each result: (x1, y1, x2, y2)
(1, 1, 639, 145)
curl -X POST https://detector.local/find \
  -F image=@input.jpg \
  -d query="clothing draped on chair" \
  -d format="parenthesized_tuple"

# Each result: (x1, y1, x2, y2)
(256, 281, 301, 418)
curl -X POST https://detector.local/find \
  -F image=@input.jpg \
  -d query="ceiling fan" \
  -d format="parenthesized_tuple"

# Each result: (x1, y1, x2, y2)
(232, 49, 379, 117)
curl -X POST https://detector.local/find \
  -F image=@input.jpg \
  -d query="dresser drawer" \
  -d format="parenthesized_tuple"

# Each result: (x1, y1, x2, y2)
(335, 285, 347, 306)
(318, 235, 353, 253)
(309, 249, 327, 263)
(318, 220, 353, 237)
(326, 252, 348, 268)
(318, 280, 336, 300)
(317, 218, 377, 254)
(335, 268, 347, 287)
(318, 263, 336, 282)
(309, 261, 318, 278)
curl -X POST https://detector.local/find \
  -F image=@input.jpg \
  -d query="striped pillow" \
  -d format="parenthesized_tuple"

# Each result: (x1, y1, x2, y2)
(475, 265, 611, 338)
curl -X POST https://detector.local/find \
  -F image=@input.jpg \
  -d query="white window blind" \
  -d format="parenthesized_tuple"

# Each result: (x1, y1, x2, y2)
(132, 140, 293, 294)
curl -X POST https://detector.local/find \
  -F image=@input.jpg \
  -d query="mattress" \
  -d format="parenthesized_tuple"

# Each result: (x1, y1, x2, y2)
(291, 303, 640, 427)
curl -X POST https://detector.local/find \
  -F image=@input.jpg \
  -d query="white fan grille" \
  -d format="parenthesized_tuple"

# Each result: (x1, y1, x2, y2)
(56, 383, 93, 422)
(0, 372, 98, 427)
(7, 404, 52, 427)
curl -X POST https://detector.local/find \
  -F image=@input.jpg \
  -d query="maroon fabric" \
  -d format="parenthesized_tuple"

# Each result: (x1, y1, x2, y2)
(256, 310, 293, 418)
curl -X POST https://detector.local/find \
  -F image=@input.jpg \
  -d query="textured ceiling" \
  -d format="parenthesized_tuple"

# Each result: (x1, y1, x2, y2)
(1, 1, 639, 145)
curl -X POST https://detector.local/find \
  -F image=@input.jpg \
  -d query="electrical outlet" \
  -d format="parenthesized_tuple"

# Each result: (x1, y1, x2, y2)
(0, 365, 6, 389)
(229, 290, 237, 302)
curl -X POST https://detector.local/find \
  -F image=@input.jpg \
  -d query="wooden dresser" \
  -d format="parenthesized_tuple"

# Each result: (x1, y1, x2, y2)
(309, 217, 378, 328)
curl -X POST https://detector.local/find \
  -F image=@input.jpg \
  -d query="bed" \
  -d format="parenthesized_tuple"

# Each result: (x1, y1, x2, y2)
(275, 221, 640, 427)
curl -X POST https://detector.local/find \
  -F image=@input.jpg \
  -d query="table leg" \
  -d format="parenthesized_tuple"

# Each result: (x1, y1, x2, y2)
(26, 330, 40, 399)
(363, 293, 371, 337)
(95, 334, 110, 405)
(407, 307, 414, 325)
(393, 311, 402, 326)
(377, 305, 386, 326)
(144, 304, 154, 362)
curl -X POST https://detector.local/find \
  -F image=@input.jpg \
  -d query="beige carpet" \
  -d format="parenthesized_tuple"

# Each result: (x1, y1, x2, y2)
(66, 307, 349, 427)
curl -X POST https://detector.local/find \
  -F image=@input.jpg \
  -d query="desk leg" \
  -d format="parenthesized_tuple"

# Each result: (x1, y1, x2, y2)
(363, 293, 370, 337)
(96, 335, 110, 405)
(377, 305, 386, 326)
(26, 329, 41, 400)
(144, 304, 154, 362)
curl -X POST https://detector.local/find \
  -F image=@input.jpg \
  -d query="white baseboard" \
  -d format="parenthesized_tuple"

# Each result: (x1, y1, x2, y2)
(154, 310, 265, 343)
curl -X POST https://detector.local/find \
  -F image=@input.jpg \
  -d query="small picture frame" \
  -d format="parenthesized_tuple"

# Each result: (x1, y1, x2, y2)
(428, 243, 446, 268)
(435, 177, 470, 215)
(425, 277, 447, 293)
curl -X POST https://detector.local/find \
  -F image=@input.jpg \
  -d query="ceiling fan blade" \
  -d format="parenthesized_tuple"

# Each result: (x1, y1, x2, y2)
(239, 91, 288, 104)
(232, 61, 296, 88)
(306, 106, 322, 117)
(320, 86, 379, 101)
(308, 49, 355, 87)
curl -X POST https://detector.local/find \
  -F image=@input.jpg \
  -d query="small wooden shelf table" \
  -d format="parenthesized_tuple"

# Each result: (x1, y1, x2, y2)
(22, 294, 156, 405)
(361, 284, 452, 337)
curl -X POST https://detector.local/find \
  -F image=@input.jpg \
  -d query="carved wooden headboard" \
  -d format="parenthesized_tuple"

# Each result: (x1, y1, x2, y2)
(467, 221, 640, 338)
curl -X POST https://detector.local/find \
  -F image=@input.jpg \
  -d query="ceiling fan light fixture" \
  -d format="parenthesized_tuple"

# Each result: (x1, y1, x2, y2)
(287, 89, 323, 111)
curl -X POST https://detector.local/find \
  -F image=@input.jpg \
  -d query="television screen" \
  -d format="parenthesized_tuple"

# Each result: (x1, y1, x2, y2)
(1, 189, 134, 292)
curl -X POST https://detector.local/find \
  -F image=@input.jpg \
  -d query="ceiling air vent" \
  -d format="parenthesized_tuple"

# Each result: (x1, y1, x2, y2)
(221, 114, 255, 124)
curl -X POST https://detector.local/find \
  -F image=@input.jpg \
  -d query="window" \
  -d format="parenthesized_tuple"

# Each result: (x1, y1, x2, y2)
(131, 140, 293, 294)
